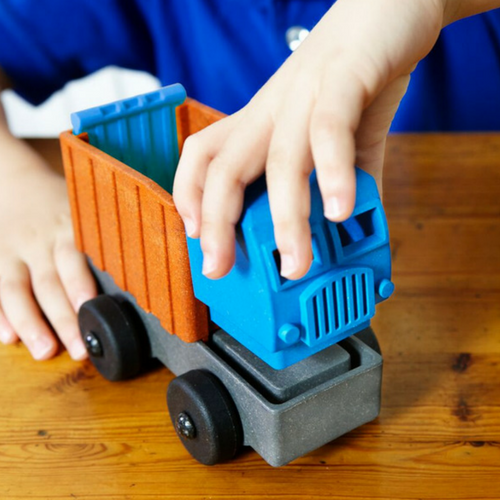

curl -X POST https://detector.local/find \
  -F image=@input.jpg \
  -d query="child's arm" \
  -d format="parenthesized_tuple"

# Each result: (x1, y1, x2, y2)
(0, 71, 97, 360)
(174, 0, 500, 281)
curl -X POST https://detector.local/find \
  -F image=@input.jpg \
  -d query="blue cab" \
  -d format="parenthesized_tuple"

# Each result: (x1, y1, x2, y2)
(187, 169, 393, 369)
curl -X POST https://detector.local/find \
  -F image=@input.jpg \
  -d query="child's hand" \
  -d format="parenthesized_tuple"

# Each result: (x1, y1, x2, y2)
(0, 124, 97, 360)
(174, 0, 448, 280)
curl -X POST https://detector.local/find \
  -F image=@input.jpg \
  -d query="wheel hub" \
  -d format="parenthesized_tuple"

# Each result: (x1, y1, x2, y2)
(84, 331, 103, 357)
(176, 412, 196, 439)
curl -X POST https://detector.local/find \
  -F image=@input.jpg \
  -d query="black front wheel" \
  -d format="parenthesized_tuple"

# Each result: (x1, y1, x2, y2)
(167, 370, 243, 465)
(78, 295, 148, 381)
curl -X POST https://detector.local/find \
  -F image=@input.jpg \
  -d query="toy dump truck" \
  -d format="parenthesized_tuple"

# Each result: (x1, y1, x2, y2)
(59, 84, 393, 467)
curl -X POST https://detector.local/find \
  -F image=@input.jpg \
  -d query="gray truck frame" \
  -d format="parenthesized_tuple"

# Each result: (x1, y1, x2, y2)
(81, 262, 383, 467)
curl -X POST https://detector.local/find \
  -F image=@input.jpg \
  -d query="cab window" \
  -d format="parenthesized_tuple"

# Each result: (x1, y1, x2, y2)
(332, 206, 386, 258)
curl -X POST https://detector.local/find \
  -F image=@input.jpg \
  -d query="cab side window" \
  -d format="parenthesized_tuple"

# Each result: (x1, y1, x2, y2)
(332, 206, 386, 258)
(337, 208, 376, 247)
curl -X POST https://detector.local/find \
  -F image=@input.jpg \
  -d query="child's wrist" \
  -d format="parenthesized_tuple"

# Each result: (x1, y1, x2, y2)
(442, 0, 500, 26)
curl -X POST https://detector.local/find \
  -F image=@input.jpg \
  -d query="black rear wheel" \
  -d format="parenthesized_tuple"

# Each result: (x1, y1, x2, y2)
(78, 295, 148, 381)
(167, 370, 243, 465)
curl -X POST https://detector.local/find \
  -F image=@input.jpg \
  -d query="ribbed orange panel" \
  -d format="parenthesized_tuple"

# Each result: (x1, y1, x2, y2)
(163, 201, 204, 343)
(60, 138, 83, 252)
(176, 99, 226, 150)
(115, 173, 150, 310)
(68, 136, 104, 270)
(92, 160, 126, 290)
(60, 122, 209, 343)
(140, 189, 174, 334)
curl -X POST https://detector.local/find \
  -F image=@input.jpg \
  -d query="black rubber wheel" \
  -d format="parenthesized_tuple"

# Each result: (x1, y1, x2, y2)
(78, 295, 147, 381)
(167, 370, 243, 465)
(354, 327, 382, 355)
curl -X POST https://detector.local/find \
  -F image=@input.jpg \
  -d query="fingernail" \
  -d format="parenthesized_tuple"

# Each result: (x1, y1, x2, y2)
(184, 217, 196, 237)
(31, 336, 54, 360)
(0, 328, 13, 344)
(324, 196, 346, 220)
(202, 252, 217, 276)
(280, 253, 297, 278)
(70, 338, 88, 361)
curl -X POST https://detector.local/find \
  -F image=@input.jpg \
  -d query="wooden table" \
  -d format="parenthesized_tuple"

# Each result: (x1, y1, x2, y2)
(1, 136, 499, 500)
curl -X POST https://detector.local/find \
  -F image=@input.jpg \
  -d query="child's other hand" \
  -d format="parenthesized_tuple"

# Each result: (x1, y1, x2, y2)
(174, 0, 447, 279)
(0, 129, 97, 360)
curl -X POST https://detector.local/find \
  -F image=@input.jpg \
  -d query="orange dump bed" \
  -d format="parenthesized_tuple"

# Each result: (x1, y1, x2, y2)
(60, 99, 225, 343)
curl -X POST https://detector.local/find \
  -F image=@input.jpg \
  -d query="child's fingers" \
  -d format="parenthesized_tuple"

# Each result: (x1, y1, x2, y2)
(0, 261, 58, 361)
(354, 73, 413, 192)
(265, 96, 314, 280)
(174, 113, 241, 238)
(53, 238, 97, 312)
(30, 255, 88, 361)
(310, 68, 365, 223)
(0, 303, 18, 344)
(199, 110, 273, 278)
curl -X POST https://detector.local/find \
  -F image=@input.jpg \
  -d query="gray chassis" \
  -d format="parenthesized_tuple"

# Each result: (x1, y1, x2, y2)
(91, 262, 383, 467)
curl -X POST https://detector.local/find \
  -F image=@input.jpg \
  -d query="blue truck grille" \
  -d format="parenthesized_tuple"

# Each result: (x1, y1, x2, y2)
(301, 268, 375, 347)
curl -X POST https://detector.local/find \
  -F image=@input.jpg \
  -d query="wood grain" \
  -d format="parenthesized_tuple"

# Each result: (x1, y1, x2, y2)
(1, 134, 499, 500)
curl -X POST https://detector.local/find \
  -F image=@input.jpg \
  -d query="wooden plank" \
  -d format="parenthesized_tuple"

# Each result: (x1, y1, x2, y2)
(1, 135, 499, 499)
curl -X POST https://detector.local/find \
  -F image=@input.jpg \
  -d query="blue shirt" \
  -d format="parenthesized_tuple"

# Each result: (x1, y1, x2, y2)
(0, 0, 499, 131)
